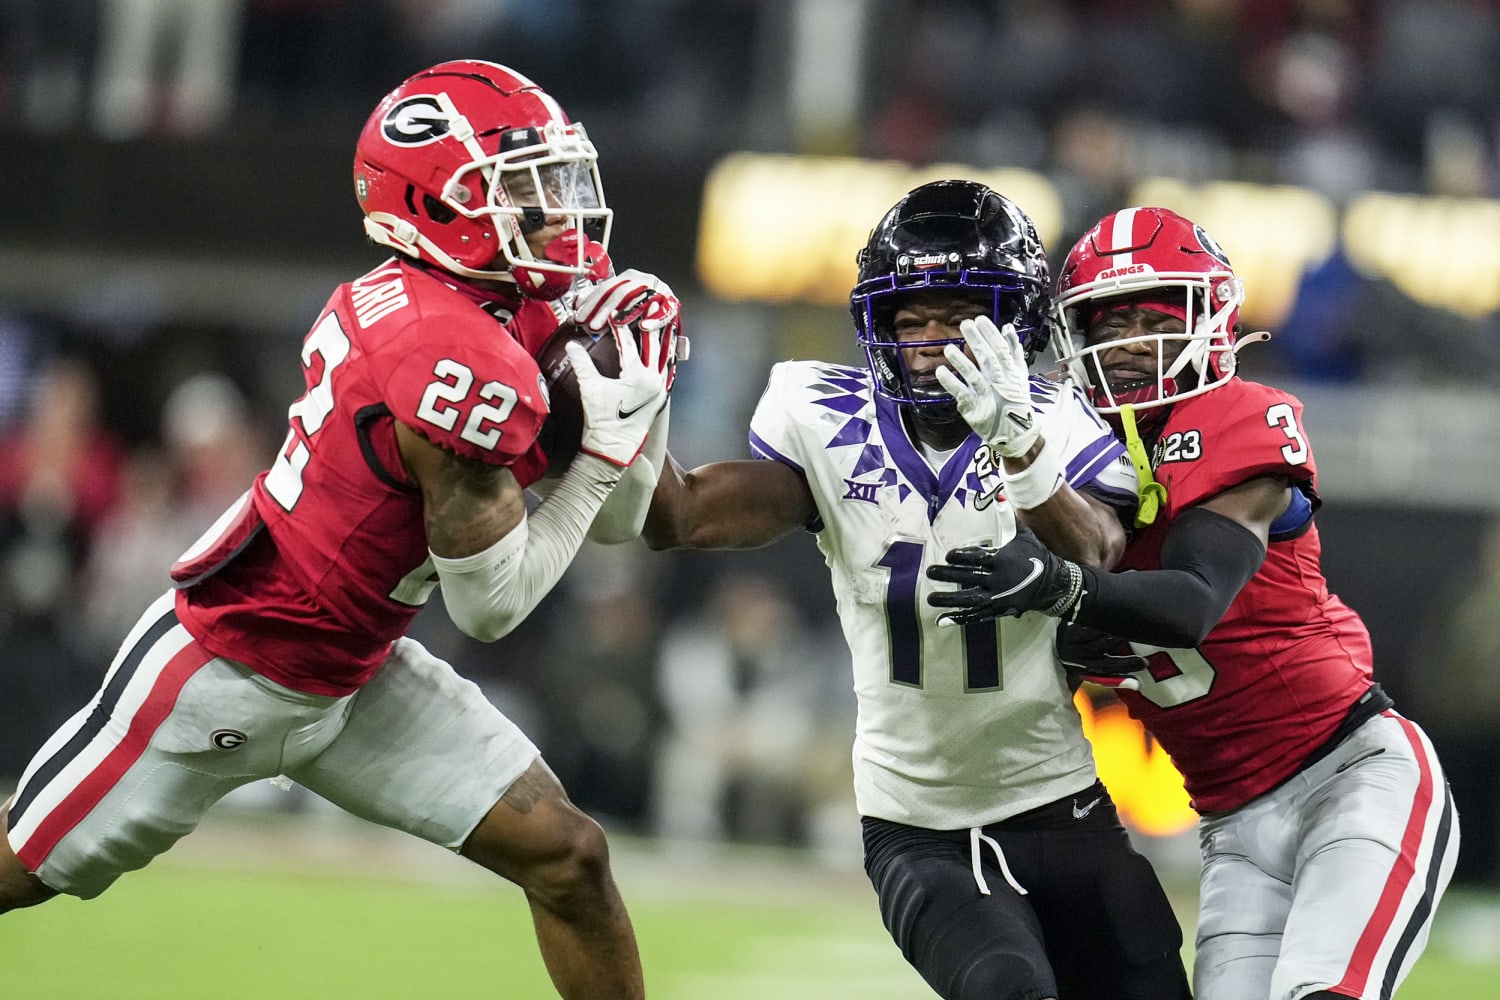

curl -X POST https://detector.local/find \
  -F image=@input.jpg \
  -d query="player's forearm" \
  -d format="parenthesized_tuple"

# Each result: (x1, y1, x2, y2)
(641, 459, 759, 550)
(641, 453, 692, 549)
(1019, 488, 1123, 568)
(434, 453, 619, 641)
(1006, 438, 1123, 568)
(1074, 508, 1265, 647)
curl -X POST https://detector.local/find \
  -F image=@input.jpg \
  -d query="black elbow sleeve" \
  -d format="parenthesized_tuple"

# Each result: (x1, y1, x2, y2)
(1075, 508, 1266, 647)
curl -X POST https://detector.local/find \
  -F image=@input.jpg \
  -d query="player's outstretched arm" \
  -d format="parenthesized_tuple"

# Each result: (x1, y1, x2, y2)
(642, 454, 816, 551)
(928, 476, 1288, 643)
(1062, 475, 1284, 645)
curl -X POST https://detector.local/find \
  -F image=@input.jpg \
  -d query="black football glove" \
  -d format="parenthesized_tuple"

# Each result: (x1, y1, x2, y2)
(1055, 622, 1147, 690)
(926, 525, 1085, 626)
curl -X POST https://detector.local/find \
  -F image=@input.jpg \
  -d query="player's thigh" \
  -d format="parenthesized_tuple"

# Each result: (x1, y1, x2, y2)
(1194, 808, 1294, 1000)
(1035, 823, 1190, 1000)
(4, 595, 323, 898)
(290, 637, 539, 850)
(862, 818, 1056, 1000)
(1273, 714, 1459, 1000)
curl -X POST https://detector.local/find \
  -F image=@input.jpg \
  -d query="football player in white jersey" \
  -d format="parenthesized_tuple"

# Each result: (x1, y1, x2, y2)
(0, 61, 677, 999)
(643, 181, 1190, 1000)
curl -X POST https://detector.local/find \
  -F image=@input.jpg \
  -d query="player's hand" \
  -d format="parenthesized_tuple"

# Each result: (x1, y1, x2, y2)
(934, 316, 1039, 458)
(926, 525, 1084, 625)
(568, 323, 669, 467)
(1055, 622, 1146, 690)
(575, 269, 683, 391)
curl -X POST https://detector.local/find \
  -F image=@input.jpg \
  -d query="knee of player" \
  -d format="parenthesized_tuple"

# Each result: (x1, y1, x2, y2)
(0, 877, 57, 913)
(519, 813, 616, 913)
(0, 840, 57, 913)
(951, 952, 1056, 1000)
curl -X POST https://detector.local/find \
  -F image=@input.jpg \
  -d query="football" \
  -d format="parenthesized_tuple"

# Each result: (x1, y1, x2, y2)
(534, 319, 621, 472)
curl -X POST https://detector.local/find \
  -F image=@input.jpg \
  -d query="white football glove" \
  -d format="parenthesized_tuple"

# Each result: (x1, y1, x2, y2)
(567, 323, 669, 468)
(574, 268, 682, 389)
(935, 315, 1039, 458)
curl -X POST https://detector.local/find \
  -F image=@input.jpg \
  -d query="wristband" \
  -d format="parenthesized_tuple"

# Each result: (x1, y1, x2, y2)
(1002, 436, 1066, 510)
(1041, 559, 1085, 619)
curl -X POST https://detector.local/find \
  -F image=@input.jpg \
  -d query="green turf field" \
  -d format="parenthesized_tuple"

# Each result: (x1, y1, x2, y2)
(1, 813, 1492, 998)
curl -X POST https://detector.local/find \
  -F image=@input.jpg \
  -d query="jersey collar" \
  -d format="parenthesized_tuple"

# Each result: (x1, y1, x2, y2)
(874, 392, 981, 523)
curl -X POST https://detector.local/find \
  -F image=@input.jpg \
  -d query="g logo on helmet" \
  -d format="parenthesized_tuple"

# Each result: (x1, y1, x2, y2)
(1193, 225, 1232, 268)
(382, 95, 454, 146)
(211, 729, 248, 751)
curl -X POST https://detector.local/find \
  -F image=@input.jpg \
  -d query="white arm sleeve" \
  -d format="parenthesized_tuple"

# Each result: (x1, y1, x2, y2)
(586, 400, 670, 544)
(431, 453, 620, 642)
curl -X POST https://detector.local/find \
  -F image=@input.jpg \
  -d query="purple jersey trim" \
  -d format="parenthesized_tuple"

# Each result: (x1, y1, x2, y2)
(1066, 434, 1132, 498)
(872, 392, 982, 524)
(748, 429, 804, 472)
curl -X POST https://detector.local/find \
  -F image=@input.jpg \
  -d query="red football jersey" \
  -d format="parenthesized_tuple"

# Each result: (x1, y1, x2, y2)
(1114, 378, 1374, 813)
(174, 258, 551, 696)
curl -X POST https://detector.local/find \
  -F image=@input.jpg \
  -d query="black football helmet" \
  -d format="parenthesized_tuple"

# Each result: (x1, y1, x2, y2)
(850, 181, 1051, 429)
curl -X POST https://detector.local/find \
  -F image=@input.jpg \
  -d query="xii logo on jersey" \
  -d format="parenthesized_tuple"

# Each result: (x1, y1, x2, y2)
(843, 479, 880, 505)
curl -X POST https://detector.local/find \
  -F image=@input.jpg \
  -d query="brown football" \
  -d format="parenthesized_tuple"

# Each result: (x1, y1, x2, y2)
(534, 320, 621, 472)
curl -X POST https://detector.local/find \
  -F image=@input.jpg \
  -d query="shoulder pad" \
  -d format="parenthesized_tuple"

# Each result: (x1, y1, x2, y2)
(374, 313, 549, 466)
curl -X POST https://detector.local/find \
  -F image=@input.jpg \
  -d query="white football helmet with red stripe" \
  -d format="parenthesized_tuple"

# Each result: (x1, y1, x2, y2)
(1053, 206, 1245, 411)
(353, 60, 612, 294)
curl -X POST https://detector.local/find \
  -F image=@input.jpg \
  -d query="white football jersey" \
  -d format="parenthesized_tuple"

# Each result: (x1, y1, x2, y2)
(749, 360, 1138, 829)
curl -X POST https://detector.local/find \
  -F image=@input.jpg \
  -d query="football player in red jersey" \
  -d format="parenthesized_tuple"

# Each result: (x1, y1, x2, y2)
(0, 60, 676, 999)
(926, 206, 1459, 1000)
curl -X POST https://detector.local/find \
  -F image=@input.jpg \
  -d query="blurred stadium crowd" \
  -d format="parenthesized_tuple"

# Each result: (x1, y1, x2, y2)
(4, 0, 1498, 198)
(2, 0, 1500, 888)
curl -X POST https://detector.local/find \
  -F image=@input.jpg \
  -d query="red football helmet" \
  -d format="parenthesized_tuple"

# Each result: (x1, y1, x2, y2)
(1052, 207, 1245, 411)
(353, 60, 612, 294)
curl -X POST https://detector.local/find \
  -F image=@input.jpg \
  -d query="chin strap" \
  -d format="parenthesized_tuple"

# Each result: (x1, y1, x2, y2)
(1119, 404, 1166, 527)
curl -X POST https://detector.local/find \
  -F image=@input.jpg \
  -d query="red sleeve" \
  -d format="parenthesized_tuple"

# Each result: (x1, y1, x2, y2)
(1160, 380, 1317, 513)
(371, 311, 550, 471)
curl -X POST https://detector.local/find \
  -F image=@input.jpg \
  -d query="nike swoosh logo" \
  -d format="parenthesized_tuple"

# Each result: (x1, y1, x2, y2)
(971, 485, 1004, 511)
(994, 558, 1043, 599)
(1335, 747, 1386, 773)
(617, 399, 653, 419)
(1072, 796, 1101, 820)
